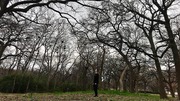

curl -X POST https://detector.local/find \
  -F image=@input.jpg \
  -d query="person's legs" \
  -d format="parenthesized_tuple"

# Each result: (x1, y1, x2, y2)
(94, 85, 98, 97)
(95, 87, 98, 96)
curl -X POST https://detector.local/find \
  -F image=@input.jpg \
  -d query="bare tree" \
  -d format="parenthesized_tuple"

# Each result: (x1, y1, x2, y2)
(75, 0, 147, 92)
(161, 50, 176, 97)
(75, 34, 108, 90)
(0, 16, 26, 63)
(0, 0, 81, 18)
(123, 0, 180, 99)
(130, 10, 168, 98)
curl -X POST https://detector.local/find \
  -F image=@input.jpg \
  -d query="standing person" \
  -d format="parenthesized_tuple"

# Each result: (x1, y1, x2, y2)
(93, 69, 99, 97)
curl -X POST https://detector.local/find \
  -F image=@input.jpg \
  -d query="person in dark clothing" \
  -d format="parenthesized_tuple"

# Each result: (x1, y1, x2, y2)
(93, 69, 99, 97)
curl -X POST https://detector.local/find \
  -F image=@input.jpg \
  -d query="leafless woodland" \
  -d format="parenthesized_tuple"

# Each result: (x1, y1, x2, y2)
(0, 0, 180, 100)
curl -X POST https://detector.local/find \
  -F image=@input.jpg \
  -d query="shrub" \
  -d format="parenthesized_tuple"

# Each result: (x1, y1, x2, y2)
(54, 83, 82, 92)
(0, 73, 87, 93)
(0, 73, 46, 93)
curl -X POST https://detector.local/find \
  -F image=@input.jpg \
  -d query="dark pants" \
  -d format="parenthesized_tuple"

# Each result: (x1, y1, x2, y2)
(93, 84, 98, 96)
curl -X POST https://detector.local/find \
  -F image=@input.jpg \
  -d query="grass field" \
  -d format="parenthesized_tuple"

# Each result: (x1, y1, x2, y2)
(0, 90, 177, 101)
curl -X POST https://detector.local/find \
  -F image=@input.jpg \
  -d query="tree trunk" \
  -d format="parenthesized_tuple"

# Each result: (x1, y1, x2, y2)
(119, 66, 128, 91)
(0, 45, 6, 63)
(119, 51, 135, 92)
(149, 38, 167, 98)
(154, 58, 168, 99)
(163, 13, 180, 99)
(12, 76, 17, 93)
(82, 66, 88, 90)
(46, 74, 51, 90)
(53, 77, 57, 91)
(143, 82, 147, 92)
(99, 47, 106, 89)
(26, 77, 30, 93)
(142, 17, 168, 98)
(168, 83, 175, 98)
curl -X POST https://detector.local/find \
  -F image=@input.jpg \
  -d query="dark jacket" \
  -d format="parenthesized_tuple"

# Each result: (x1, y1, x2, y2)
(93, 73, 99, 84)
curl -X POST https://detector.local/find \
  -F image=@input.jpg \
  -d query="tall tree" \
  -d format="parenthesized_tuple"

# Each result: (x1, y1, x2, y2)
(124, 0, 180, 99)
(75, 1, 142, 92)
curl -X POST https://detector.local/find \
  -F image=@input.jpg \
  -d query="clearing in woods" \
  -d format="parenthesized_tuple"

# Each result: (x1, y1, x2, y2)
(0, 91, 175, 101)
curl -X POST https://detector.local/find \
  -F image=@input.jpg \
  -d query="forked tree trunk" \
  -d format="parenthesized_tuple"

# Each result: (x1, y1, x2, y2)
(119, 51, 135, 92)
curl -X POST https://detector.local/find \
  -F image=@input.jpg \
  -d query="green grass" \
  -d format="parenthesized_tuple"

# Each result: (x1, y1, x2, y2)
(0, 90, 176, 101)
(99, 90, 158, 97)
(52, 90, 172, 101)
(54, 90, 154, 96)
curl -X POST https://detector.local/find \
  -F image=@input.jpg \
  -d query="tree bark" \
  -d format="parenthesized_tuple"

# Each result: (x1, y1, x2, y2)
(134, 11, 168, 98)
(119, 65, 128, 91)
(120, 52, 135, 92)
(154, 58, 168, 98)
(99, 47, 106, 89)
(163, 12, 180, 99)
(168, 82, 175, 98)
